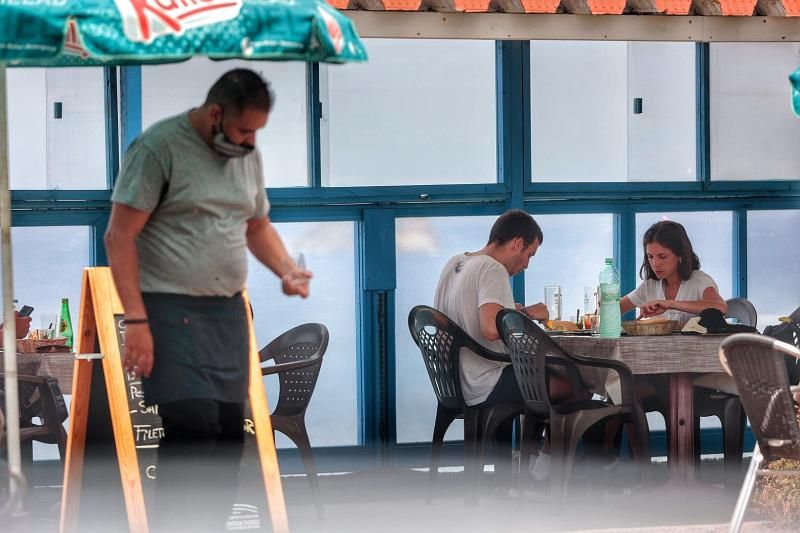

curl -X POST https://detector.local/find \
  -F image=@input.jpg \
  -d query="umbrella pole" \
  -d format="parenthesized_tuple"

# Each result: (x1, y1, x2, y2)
(0, 62, 23, 510)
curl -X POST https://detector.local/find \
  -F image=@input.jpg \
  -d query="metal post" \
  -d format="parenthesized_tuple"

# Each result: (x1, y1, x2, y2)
(0, 62, 23, 508)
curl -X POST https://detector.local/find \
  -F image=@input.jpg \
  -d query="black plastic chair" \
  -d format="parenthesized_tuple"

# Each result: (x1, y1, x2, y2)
(690, 298, 755, 486)
(0, 372, 68, 462)
(259, 323, 328, 518)
(496, 309, 651, 499)
(407, 305, 522, 501)
(719, 333, 800, 533)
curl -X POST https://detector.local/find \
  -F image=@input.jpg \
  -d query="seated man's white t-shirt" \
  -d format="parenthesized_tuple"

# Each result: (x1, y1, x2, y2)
(626, 269, 719, 327)
(434, 253, 515, 406)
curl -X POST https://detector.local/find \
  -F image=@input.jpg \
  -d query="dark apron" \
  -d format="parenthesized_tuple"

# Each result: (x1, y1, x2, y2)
(141, 292, 249, 406)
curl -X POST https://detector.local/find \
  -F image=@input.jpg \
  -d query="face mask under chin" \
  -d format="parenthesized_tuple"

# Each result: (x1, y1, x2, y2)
(211, 114, 254, 158)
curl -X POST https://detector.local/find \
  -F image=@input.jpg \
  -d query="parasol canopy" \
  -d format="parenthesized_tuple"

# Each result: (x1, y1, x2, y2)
(0, 0, 367, 66)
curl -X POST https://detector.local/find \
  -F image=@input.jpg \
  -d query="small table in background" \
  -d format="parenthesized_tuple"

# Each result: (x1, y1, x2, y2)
(0, 352, 75, 394)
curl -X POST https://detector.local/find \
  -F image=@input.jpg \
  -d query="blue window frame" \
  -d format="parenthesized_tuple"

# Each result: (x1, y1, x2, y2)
(7, 41, 798, 471)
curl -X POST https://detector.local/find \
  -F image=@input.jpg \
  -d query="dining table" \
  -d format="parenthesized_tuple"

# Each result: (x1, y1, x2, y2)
(551, 332, 732, 487)
(0, 351, 75, 394)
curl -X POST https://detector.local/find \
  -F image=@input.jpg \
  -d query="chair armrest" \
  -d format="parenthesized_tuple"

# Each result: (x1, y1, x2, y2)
(474, 350, 511, 364)
(561, 352, 637, 406)
(5, 373, 48, 385)
(544, 355, 584, 400)
(260, 351, 322, 376)
(462, 338, 511, 363)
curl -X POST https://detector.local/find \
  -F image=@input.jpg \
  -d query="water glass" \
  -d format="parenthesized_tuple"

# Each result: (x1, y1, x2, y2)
(583, 286, 598, 315)
(544, 285, 562, 321)
(584, 314, 600, 333)
(41, 314, 57, 339)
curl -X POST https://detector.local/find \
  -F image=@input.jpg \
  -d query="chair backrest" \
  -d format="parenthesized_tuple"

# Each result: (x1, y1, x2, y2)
(725, 298, 758, 328)
(496, 309, 560, 418)
(720, 333, 800, 462)
(408, 305, 505, 412)
(259, 323, 329, 418)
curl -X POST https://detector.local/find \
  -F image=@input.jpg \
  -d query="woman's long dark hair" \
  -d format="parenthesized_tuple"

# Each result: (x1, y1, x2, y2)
(639, 220, 700, 281)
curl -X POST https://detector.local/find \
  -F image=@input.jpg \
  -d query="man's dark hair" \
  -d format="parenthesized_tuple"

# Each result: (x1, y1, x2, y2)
(487, 209, 543, 247)
(639, 220, 700, 281)
(205, 68, 274, 115)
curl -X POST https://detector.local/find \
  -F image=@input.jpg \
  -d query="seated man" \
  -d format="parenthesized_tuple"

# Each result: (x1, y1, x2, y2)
(0, 312, 32, 339)
(433, 209, 549, 487)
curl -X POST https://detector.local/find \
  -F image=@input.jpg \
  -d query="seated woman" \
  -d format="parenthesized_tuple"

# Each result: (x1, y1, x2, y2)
(603, 220, 728, 404)
(620, 220, 727, 327)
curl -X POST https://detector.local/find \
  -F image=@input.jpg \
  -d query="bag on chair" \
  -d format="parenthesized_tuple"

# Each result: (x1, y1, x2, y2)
(763, 306, 800, 385)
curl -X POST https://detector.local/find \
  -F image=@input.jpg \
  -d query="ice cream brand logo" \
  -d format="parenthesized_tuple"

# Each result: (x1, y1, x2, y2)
(63, 19, 90, 59)
(317, 6, 343, 55)
(114, 0, 243, 44)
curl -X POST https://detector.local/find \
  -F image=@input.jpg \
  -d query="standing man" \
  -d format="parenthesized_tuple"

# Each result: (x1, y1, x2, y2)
(105, 69, 311, 531)
(433, 209, 548, 489)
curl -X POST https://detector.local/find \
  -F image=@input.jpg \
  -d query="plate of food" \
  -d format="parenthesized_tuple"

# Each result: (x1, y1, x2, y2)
(544, 320, 593, 335)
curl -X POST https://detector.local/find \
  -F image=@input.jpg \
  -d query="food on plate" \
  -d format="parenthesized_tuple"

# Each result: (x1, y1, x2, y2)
(637, 316, 671, 323)
(545, 320, 580, 332)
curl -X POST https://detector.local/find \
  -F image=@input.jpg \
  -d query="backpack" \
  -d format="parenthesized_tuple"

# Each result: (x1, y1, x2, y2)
(762, 306, 800, 384)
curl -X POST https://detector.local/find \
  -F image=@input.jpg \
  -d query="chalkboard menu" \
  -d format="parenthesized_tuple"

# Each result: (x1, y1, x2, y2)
(60, 267, 288, 533)
(114, 314, 162, 488)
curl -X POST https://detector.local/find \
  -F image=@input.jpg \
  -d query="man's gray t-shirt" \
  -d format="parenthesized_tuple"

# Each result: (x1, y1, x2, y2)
(434, 253, 515, 406)
(111, 112, 269, 297)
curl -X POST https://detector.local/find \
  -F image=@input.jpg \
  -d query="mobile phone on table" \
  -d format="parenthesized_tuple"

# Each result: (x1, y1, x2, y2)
(19, 305, 34, 317)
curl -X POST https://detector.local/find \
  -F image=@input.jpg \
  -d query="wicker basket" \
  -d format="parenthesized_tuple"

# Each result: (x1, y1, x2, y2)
(17, 337, 68, 353)
(622, 320, 678, 336)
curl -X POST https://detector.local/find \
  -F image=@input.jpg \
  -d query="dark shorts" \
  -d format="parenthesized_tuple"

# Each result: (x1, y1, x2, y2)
(141, 292, 249, 406)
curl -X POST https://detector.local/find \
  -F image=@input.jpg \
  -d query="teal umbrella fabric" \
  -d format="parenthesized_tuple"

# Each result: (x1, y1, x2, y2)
(790, 66, 800, 117)
(0, 0, 367, 66)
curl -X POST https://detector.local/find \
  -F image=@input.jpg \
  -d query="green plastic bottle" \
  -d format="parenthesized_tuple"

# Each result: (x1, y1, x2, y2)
(58, 298, 74, 348)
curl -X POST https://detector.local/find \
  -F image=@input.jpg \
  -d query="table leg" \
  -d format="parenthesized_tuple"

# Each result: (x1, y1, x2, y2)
(668, 373, 695, 486)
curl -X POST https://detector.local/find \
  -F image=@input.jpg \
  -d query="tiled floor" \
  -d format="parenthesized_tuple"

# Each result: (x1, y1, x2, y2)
(1, 459, 785, 533)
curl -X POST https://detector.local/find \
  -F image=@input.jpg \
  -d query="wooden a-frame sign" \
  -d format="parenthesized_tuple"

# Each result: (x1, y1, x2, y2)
(58, 267, 288, 533)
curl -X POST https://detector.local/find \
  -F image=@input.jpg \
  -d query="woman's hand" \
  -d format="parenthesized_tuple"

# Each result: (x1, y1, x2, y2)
(640, 299, 672, 318)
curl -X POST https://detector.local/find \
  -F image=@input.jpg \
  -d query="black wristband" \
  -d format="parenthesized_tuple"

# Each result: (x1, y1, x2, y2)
(122, 318, 149, 325)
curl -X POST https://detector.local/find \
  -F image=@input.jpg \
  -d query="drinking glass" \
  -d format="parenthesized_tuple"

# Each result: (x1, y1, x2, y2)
(41, 314, 57, 339)
(583, 286, 598, 315)
(544, 285, 562, 321)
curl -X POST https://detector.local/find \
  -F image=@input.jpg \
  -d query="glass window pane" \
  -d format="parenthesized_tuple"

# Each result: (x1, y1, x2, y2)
(531, 42, 695, 183)
(2, 226, 91, 337)
(7, 68, 107, 190)
(711, 44, 800, 181)
(523, 214, 614, 319)
(0, 226, 92, 462)
(395, 216, 495, 444)
(321, 39, 497, 187)
(247, 221, 357, 447)
(747, 210, 800, 330)
(142, 58, 309, 187)
(634, 212, 733, 303)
